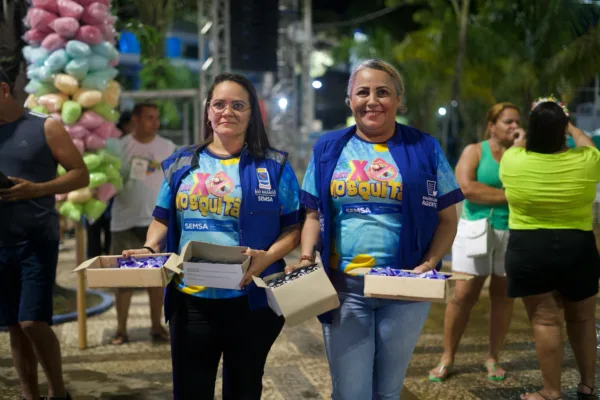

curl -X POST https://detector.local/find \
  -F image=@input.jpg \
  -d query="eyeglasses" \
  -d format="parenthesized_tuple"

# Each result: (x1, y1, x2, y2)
(208, 100, 251, 113)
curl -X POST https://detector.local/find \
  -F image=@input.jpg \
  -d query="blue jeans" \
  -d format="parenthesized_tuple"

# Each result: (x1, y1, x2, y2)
(322, 279, 431, 400)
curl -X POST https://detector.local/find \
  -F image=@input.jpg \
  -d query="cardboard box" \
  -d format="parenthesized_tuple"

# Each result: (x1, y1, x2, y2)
(361, 269, 473, 303)
(253, 253, 340, 326)
(73, 253, 181, 288)
(178, 241, 250, 290)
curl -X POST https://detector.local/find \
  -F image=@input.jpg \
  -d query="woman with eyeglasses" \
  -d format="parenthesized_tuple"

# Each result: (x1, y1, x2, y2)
(122, 73, 303, 399)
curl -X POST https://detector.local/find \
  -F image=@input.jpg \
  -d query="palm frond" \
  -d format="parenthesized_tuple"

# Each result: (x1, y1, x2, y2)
(546, 21, 600, 90)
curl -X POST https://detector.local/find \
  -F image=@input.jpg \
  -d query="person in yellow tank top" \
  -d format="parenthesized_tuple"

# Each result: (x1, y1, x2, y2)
(500, 100, 600, 400)
(430, 103, 520, 382)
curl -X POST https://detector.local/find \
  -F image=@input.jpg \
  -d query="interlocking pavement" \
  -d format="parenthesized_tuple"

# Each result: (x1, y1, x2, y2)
(0, 240, 598, 399)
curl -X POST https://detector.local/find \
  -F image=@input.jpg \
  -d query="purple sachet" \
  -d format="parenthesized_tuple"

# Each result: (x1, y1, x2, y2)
(368, 267, 450, 280)
(117, 256, 169, 269)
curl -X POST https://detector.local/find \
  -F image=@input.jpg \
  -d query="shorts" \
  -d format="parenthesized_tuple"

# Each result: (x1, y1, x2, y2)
(451, 224, 509, 276)
(0, 240, 59, 326)
(505, 229, 600, 301)
(111, 227, 148, 255)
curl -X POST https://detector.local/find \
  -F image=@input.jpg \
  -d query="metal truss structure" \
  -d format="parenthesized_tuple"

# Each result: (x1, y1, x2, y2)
(268, 0, 313, 171)
(196, 0, 314, 171)
(197, 0, 231, 142)
(268, 0, 299, 166)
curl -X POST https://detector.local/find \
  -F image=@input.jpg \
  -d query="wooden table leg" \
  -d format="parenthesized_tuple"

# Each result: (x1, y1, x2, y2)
(75, 223, 87, 350)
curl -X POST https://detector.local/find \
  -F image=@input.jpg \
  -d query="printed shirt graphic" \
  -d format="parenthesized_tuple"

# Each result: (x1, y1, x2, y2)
(302, 135, 460, 275)
(155, 148, 301, 299)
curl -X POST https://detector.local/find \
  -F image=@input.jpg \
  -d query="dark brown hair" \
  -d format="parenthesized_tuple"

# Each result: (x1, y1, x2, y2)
(201, 73, 270, 159)
(527, 102, 568, 154)
(132, 102, 159, 116)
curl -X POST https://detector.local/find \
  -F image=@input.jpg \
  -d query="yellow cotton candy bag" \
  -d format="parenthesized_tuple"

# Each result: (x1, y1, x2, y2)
(102, 80, 121, 108)
(72, 88, 103, 108)
(25, 94, 39, 109)
(54, 73, 79, 95)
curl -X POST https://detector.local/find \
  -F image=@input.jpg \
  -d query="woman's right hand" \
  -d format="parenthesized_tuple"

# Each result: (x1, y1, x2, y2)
(512, 128, 527, 147)
(122, 248, 153, 258)
(284, 259, 314, 275)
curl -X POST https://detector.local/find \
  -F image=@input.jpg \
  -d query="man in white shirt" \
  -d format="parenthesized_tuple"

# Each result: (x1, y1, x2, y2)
(110, 103, 176, 345)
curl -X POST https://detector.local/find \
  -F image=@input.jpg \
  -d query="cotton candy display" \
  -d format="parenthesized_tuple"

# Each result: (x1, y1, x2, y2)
(55, 147, 123, 222)
(23, 1, 123, 223)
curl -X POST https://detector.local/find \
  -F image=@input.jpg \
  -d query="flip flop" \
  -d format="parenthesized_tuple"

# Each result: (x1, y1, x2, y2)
(151, 330, 169, 342)
(485, 362, 506, 381)
(110, 333, 129, 345)
(520, 391, 562, 400)
(577, 382, 598, 399)
(429, 363, 452, 382)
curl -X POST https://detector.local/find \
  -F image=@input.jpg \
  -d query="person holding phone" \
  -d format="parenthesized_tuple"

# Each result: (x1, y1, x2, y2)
(430, 103, 520, 382)
(0, 66, 89, 400)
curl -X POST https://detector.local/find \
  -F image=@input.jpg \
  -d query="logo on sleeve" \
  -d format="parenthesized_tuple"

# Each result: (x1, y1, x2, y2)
(422, 180, 438, 208)
(427, 180, 438, 197)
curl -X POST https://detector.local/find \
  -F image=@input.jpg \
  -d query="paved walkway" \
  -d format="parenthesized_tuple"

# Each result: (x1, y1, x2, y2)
(0, 240, 598, 399)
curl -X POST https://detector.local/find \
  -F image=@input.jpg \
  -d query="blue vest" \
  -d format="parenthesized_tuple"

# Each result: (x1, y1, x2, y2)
(161, 144, 291, 315)
(310, 124, 453, 322)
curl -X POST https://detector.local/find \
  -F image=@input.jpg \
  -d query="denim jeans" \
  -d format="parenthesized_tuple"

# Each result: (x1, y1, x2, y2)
(322, 274, 431, 400)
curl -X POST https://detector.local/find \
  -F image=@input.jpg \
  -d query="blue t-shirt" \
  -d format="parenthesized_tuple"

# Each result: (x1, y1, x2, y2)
(302, 135, 460, 274)
(155, 148, 301, 298)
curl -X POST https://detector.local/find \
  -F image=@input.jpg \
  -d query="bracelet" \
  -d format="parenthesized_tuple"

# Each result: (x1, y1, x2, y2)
(299, 254, 315, 263)
(143, 246, 156, 254)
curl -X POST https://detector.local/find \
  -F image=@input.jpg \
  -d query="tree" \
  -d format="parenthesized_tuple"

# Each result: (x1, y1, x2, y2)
(113, 0, 196, 128)
(389, 0, 600, 155)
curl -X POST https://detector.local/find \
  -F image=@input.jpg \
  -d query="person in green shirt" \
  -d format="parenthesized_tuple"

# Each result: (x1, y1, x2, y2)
(430, 102, 520, 382)
(500, 101, 600, 400)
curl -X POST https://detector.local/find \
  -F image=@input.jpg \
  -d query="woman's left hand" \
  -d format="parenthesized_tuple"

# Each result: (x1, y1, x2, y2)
(413, 260, 436, 274)
(239, 248, 273, 288)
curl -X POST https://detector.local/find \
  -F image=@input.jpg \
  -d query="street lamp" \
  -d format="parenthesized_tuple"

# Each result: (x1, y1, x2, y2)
(278, 97, 288, 111)
(438, 107, 447, 116)
(312, 80, 322, 89)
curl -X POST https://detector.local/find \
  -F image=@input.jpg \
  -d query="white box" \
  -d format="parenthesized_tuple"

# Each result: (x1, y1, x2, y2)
(178, 241, 250, 290)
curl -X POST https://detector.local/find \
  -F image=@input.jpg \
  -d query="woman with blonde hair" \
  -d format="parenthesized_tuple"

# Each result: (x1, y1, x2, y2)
(429, 102, 521, 382)
(289, 59, 464, 399)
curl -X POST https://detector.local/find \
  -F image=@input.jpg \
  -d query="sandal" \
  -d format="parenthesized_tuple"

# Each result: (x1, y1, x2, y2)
(110, 333, 129, 345)
(150, 329, 169, 342)
(578, 383, 598, 400)
(520, 391, 562, 400)
(40, 392, 73, 400)
(429, 363, 452, 382)
(485, 361, 506, 381)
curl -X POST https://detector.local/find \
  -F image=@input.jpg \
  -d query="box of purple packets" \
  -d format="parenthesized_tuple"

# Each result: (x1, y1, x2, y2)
(253, 252, 340, 326)
(361, 268, 473, 303)
(73, 253, 181, 288)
